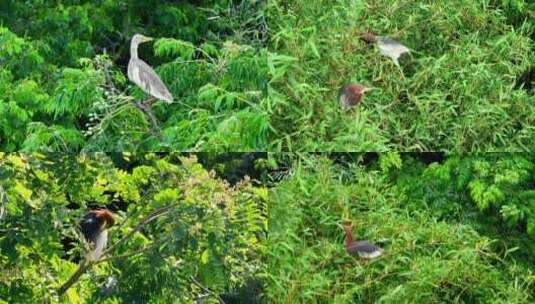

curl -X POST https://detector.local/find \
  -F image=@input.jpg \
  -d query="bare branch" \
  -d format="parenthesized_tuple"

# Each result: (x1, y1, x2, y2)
(102, 60, 119, 95)
(58, 202, 180, 296)
(58, 259, 92, 296)
(0, 184, 7, 221)
(190, 275, 226, 304)
(103, 203, 179, 256)
(97, 243, 154, 264)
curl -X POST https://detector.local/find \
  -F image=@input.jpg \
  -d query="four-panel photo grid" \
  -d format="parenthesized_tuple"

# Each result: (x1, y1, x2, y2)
(1, 1, 534, 303)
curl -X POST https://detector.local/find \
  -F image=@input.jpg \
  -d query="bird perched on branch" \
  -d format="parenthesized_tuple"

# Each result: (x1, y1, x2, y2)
(342, 220, 383, 259)
(128, 33, 173, 103)
(339, 84, 372, 110)
(80, 209, 115, 261)
(58, 209, 115, 296)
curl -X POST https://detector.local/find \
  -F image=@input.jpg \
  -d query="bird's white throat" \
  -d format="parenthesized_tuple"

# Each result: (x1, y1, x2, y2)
(87, 229, 108, 261)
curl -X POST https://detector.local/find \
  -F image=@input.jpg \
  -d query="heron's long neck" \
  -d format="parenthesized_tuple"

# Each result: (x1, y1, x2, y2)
(130, 41, 139, 59)
(343, 226, 354, 245)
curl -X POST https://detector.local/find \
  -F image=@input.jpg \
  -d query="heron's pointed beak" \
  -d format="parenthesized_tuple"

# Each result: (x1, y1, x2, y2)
(143, 36, 154, 43)
(362, 87, 374, 93)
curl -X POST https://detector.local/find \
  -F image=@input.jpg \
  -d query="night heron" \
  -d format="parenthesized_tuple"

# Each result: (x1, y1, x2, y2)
(339, 83, 372, 110)
(128, 33, 173, 103)
(343, 220, 383, 259)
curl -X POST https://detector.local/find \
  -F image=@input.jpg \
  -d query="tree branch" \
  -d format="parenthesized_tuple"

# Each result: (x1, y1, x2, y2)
(190, 275, 226, 304)
(58, 202, 179, 296)
(58, 259, 92, 296)
(100, 59, 162, 139)
(102, 60, 119, 95)
(134, 99, 162, 139)
(0, 184, 6, 221)
(97, 243, 155, 265)
(103, 203, 178, 256)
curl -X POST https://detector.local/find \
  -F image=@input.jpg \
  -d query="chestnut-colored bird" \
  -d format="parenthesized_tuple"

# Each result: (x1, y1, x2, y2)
(58, 209, 115, 296)
(339, 84, 372, 110)
(343, 220, 383, 259)
(80, 209, 115, 261)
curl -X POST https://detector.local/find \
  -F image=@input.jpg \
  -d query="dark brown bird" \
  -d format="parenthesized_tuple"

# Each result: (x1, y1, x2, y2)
(343, 220, 383, 259)
(80, 209, 115, 261)
(339, 84, 372, 110)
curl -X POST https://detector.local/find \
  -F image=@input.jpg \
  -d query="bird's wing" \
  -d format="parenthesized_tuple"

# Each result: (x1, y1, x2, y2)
(132, 59, 173, 103)
(87, 229, 108, 261)
(80, 214, 100, 242)
(353, 241, 382, 253)
(339, 93, 349, 110)
(377, 36, 410, 67)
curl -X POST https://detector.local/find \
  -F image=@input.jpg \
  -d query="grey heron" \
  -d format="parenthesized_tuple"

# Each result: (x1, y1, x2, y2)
(128, 33, 173, 103)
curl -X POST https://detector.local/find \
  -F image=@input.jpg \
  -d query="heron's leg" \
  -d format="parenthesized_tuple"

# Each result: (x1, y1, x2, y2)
(134, 100, 162, 140)
(144, 97, 157, 106)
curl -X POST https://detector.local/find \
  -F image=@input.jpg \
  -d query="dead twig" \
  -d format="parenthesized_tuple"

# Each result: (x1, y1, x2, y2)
(0, 184, 7, 221)
(190, 275, 226, 304)
(103, 203, 178, 256)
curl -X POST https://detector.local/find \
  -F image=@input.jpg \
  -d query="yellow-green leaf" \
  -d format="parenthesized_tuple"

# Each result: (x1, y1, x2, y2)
(201, 249, 209, 264)
(14, 182, 32, 201)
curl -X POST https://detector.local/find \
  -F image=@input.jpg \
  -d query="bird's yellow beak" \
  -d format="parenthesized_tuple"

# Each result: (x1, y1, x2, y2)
(362, 87, 374, 93)
(143, 36, 154, 43)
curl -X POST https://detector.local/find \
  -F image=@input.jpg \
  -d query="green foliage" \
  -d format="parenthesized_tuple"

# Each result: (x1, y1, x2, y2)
(0, 100, 30, 151)
(266, 154, 535, 303)
(154, 38, 196, 60)
(267, 0, 535, 151)
(0, 27, 44, 79)
(397, 154, 535, 236)
(0, 1, 268, 151)
(152, 41, 269, 151)
(22, 122, 85, 152)
(0, 153, 267, 303)
(46, 65, 104, 118)
(379, 152, 402, 173)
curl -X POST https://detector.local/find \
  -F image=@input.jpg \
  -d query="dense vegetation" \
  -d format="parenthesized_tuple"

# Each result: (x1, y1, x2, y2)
(3, 152, 535, 303)
(2, 0, 535, 303)
(267, 0, 534, 151)
(0, 0, 268, 151)
(1, 0, 533, 151)
(267, 153, 535, 303)
(0, 153, 267, 303)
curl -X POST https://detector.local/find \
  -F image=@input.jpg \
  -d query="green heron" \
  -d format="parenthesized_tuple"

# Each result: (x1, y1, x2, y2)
(343, 220, 383, 259)
(128, 34, 173, 103)
(339, 83, 373, 110)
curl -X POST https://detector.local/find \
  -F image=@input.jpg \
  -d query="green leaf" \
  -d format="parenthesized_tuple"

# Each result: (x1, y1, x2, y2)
(201, 249, 209, 264)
